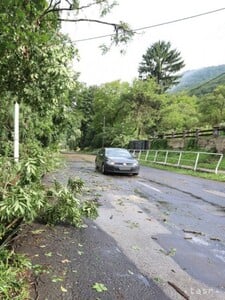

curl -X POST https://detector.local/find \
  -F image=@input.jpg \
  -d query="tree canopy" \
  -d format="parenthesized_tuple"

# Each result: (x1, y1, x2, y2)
(0, 0, 134, 154)
(198, 85, 225, 126)
(138, 40, 185, 92)
(0, 0, 224, 153)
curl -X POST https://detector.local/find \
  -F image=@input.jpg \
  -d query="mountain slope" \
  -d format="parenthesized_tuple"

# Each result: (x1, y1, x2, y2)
(189, 72, 225, 96)
(171, 65, 225, 94)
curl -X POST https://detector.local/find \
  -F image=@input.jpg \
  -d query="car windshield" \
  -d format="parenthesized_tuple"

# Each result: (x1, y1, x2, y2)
(106, 148, 132, 158)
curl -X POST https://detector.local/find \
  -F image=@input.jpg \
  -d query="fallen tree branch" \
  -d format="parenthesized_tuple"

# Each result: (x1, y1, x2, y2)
(183, 229, 203, 235)
(168, 281, 189, 300)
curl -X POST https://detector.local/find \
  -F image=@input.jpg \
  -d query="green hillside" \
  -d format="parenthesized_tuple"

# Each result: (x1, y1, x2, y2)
(188, 72, 225, 96)
(171, 65, 225, 95)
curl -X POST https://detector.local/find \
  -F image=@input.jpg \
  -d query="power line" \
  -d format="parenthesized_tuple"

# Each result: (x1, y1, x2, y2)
(73, 7, 225, 43)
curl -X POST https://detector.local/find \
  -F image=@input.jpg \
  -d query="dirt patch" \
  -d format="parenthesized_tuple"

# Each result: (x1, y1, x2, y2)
(61, 152, 96, 162)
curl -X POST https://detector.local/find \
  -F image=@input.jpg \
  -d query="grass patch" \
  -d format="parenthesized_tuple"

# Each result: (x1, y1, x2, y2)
(141, 161, 225, 182)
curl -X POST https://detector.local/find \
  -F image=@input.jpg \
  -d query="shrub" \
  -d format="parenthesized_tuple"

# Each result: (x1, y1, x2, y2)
(40, 178, 98, 226)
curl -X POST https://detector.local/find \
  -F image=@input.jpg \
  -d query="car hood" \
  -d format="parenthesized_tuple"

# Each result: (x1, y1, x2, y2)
(107, 156, 138, 164)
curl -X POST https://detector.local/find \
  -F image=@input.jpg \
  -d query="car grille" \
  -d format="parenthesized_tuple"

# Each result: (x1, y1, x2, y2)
(116, 162, 134, 166)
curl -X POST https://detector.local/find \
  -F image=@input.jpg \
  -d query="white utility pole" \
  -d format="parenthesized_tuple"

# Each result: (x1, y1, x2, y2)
(14, 102, 19, 162)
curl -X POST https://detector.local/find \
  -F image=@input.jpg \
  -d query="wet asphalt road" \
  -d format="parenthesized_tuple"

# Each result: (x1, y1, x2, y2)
(16, 154, 225, 300)
(135, 166, 225, 286)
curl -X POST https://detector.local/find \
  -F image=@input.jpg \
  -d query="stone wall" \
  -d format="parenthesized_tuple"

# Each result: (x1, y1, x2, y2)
(167, 136, 225, 153)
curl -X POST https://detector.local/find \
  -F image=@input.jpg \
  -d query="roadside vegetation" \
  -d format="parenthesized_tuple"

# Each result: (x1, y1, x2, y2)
(0, 1, 123, 297)
(0, 146, 98, 299)
(141, 160, 225, 182)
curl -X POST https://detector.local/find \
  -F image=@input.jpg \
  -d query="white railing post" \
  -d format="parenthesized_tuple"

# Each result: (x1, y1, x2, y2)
(194, 152, 200, 171)
(177, 151, 182, 166)
(154, 150, 158, 162)
(138, 150, 142, 160)
(14, 102, 19, 162)
(145, 150, 149, 161)
(215, 154, 223, 174)
(164, 150, 168, 164)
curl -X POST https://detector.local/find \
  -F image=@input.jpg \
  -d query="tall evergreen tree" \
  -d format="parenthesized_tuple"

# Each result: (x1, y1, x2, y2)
(138, 40, 185, 92)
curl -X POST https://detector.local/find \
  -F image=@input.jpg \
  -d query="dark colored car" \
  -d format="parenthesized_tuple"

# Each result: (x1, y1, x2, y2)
(95, 147, 140, 175)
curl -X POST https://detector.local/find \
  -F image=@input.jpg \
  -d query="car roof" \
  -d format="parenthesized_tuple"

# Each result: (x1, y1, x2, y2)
(104, 147, 127, 150)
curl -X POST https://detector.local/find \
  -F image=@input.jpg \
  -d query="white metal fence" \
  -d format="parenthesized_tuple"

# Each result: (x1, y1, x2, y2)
(130, 149, 224, 174)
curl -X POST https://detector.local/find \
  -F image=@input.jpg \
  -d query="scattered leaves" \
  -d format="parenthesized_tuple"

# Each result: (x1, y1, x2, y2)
(52, 276, 64, 283)
(131, 245, 140, 251)
(61, 259, 71, 264)
(60, 286, 67, 293)
(31, 229, 45, 235)
(125, 220, 139, 229)
(154, 277, 163, 283)
(168, 248, 176, 256)
(92, 282, 108, 293)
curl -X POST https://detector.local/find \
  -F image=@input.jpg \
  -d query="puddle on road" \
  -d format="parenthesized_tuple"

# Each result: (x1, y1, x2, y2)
(213, 249, 225, 263)
(156, 234, 225, 290)
(197, 202, 225, 217)
(190, 236, 209, 246)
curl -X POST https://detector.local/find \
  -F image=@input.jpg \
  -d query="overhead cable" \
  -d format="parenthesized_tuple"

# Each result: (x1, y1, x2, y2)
(72, 7, 225, 42)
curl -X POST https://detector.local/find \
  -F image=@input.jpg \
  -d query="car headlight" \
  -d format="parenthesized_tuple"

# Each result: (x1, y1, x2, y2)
(107, 159, 115, 165)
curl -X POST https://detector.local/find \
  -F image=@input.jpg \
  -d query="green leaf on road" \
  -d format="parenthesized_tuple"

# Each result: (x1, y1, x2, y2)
(131, 245, 140, 251)
(92, 282, 108, 292)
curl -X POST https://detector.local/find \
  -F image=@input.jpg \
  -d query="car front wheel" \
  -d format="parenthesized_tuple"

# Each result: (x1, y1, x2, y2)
(101, 163, 106, 174)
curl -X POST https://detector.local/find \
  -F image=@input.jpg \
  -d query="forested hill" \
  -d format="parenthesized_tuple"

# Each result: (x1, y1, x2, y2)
(171, 64, 225, 95)
(188, 72, 225, 96)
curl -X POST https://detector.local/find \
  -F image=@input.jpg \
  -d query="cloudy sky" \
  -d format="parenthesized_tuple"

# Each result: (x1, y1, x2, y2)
(62, 0, 225, 85)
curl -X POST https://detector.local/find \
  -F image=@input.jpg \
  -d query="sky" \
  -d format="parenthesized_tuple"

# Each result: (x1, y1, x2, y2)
(61, 0, 225, 86)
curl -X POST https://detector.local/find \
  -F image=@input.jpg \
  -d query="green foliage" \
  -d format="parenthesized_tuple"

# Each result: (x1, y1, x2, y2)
(0, 249, 31, 300)
(92, 282, 108, 292)
(41, 178, 98, 226)
(185, 138, 199, 150)
(0, 147, 59, 234)
(125, 79, 162, 138)
(189, 72, 225, 96)
(0, 1, 81, 150)
(138, 40, 185, 92)
(198, 85, 225, 126)
(0, 152, 98, 298)
(78, 79, 163, 149)
(151, 139, 168, 150)
(159, 93, 199, 132)
(0, 1, 134, 298)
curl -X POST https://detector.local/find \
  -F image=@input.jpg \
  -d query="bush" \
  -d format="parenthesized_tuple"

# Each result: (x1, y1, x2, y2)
(184, 138, 199, 150)
(0, 249, 31, 300)
(151, 138, 168, 149)
(0, 149, 99, 299)
(40, 178, 98, 226)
